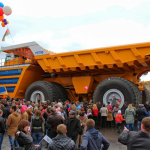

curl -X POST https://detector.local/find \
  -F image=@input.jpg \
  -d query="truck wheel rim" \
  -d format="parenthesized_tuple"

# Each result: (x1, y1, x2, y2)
(103, 89, 124, 108)
(30, 90, 45, 103)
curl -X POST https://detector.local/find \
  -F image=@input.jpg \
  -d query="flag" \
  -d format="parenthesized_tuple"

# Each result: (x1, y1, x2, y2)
(0, 50, 1, 53)
(2, 29, 10, 42)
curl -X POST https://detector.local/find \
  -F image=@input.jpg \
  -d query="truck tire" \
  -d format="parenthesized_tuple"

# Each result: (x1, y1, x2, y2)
(127, 81, 142, 106)
(93, 77, 136, 108)
(52, 82, 68, 102)
(142, 87, 150, 104)
(25, 81, 59, 102)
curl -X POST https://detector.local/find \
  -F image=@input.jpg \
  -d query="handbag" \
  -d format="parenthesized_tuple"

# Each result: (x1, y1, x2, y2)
(79, 125, 84, 135)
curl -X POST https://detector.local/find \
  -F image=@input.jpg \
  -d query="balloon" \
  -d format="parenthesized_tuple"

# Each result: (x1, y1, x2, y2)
(3, 6, 12, 16)
(0, 2, 4, 8)
(0, 15, 3, 21)
(1, 22, 5, 27)
(0, 7, 3, 15)
(7, 21, 9, 24)
(84, 86, 88, 90)
(118, 99, 121, 102)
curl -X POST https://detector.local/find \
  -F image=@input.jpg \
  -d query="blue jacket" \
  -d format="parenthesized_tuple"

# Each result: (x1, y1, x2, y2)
(81, 128, 110, 150)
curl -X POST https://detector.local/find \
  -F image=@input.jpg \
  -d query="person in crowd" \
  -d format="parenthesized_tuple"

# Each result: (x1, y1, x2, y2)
(16, 119, 40, 150)
(76, 111, 88, 148)
(67, 110, 81, 143)
(16, 105, 21, 115)
(136, 104, 146, 132)
(47, 108, 64, 138)
(124, 104, 135, 131)
(48, 124, 76, 150)
(60, 106, 67, 125)
(21, 105, 28, 120)
(68, 101, 74, 113)
(26, 101, 31, 108)
(26, 106, 33, 122)
(118, 117, 150, 150)
(6, 106, 21, 149)
(106, 104, 113, 128)
(31, 110, 45, 150)
(41, 103, 47, 115)
(97, 102, 102, 127)
(83, 101, 88, 114)
(92, 104, 98, 126)
(144, 101, 149, 112)
(81, 119, 110, 150)
(0, 110, 5, 150)
(86, 109, 93, 119)
(100, 104, 108, 128)
(121, 102, 127, 116)
(43, 107, 52, 148)
(34, 103, 39, 110)
(76, 101, 81, 111)
(2, 102, 10, 130)
(31, 102, 35, 110)
(113, 103, 120, 128)
(115, 110, 125, 133)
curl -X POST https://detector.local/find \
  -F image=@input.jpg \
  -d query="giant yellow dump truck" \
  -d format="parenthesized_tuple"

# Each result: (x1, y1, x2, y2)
(0, 41, 150, 107)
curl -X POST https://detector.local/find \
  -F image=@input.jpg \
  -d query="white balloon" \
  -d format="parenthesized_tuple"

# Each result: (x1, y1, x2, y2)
(3, 6, 12, 16)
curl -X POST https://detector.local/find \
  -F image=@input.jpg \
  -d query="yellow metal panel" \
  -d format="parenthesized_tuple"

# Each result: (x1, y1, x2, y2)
(72, 76, 93, 94)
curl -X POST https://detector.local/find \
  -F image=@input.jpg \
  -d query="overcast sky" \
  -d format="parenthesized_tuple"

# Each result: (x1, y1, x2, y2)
(0, 0, 150, 81)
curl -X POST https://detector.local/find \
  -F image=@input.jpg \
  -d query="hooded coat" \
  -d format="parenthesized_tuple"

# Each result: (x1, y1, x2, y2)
(81, 128, 110, 150)
(21, 105, 28, 121)
(6, 111, 21, 136)
(124, 108, 135, 124)
(48, 134, 76, 150)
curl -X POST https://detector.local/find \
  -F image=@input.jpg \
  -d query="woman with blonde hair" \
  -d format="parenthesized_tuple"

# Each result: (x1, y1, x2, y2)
(92, 104, 98, 125)
(124, 104, 135, 131)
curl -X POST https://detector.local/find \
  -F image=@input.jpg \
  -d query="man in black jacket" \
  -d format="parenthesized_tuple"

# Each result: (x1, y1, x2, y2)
(67, 110, 81, 143)
(136, 104, 146, 132)
(47, 108, 63, 138)
(118, 117, 150, 150)
(0, 110, 5, 150)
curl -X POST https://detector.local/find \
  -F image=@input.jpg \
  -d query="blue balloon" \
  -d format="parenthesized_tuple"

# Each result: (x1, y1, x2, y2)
(0, 2, 4, 8)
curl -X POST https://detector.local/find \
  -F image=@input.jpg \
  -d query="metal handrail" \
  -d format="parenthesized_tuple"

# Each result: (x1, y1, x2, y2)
(0, 57, 34, 68)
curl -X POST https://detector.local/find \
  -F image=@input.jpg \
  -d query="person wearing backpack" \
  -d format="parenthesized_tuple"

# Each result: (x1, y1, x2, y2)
(81, 119, 110, 150)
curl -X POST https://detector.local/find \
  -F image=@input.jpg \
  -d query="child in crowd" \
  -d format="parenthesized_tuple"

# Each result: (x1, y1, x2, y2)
(115, 110, 125, 133)
(86, 109, 92, 119)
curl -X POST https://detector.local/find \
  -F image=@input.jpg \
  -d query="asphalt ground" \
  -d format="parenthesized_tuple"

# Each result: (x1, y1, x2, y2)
(2, 125, 127, 150)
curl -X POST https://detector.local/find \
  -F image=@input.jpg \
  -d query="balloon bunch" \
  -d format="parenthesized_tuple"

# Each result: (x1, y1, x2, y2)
(0, 2, 12, 27)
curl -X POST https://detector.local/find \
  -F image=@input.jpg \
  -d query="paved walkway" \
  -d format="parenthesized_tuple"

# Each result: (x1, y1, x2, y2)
(2, 127, 127, 150)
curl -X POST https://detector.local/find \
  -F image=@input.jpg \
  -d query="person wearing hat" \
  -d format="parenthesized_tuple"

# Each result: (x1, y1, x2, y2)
(115, 110, 125, 133)
(67, 110, 81, 143)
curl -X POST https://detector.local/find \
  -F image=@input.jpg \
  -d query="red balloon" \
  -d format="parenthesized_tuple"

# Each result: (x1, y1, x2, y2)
(118, 99, 121, 102)
(0, 7, 3, 16)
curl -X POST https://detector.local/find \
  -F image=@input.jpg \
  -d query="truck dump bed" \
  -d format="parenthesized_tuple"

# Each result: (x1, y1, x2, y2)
(2, 41, 150, 76)
(34, 42, 150, 75)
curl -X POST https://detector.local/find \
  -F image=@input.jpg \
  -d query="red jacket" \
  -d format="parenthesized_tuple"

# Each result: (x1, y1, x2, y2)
(92, 108, 98, 116)
(115, 114, 125, 123)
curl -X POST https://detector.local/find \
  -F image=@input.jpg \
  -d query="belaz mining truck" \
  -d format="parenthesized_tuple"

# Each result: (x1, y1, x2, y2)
(0, 41, 150, 107)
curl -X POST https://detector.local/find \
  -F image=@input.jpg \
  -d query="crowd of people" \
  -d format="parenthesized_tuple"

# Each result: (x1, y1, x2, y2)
(0, 97, 150, 150)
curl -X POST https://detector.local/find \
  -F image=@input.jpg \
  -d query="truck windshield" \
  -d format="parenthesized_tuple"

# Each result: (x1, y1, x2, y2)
(6, 56, 11, 61)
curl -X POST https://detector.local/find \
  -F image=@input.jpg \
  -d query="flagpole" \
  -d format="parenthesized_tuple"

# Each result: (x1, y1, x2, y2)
(6, 24, 15, 44)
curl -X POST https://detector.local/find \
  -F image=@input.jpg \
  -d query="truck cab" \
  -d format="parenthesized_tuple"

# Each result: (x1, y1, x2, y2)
(4, 53, 25, 66)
